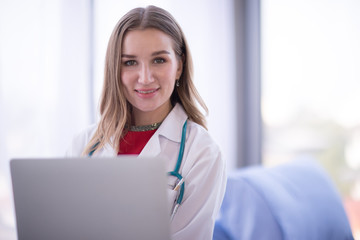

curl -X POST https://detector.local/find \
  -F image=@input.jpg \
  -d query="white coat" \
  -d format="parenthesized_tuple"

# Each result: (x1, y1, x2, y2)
(66, 103, 227, 240)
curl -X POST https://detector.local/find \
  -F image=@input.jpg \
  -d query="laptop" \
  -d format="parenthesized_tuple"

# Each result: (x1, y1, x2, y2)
(10, 157, 171, 240)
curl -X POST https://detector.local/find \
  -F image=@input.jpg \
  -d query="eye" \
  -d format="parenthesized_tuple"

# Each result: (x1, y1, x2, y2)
(124, 60, 137, 66)
(154, 58, 165, 64)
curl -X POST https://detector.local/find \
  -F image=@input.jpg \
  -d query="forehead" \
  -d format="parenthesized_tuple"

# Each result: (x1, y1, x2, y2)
(122, 28, 175, 54)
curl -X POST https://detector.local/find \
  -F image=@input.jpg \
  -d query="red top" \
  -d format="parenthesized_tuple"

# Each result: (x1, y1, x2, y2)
(118, 129, 157, 155)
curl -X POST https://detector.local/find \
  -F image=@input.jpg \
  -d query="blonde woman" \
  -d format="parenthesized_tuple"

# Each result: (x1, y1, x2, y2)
(67, 5, 226, 239)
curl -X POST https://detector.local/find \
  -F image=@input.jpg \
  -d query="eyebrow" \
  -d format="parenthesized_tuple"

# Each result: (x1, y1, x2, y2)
(121, 50, 171, 58)
(121, 54, 136, 58)
(151, 50, 170, 56)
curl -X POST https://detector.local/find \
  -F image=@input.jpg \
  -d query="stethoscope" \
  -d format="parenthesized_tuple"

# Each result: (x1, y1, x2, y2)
(88, 120, 187, 221)
(168, 119, 187, 221)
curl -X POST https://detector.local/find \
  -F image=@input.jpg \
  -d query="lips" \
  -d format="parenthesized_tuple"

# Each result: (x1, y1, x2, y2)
(134, 88, 159, 98)
(135, 88, 158, 94)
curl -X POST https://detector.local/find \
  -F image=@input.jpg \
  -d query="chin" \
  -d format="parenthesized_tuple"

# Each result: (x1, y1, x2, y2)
(134, 104, 161, 113)
(134, 100, 171, 115)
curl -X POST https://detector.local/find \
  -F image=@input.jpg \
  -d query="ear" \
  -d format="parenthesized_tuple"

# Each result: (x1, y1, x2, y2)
(176, 55, 184, 79)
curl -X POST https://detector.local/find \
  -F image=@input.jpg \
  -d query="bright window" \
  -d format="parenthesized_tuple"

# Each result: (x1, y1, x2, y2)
(262, 0, 360, 238)
(0, 0, 92, 238)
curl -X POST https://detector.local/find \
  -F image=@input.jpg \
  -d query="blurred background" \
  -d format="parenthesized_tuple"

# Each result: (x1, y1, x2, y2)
(0, 0, 359, 239)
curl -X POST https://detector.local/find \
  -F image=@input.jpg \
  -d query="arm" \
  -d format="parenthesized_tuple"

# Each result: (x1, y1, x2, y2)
(171, 141, 227, 240)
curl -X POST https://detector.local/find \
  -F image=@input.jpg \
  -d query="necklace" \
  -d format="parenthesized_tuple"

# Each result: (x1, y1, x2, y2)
(129, 122, 162, 132)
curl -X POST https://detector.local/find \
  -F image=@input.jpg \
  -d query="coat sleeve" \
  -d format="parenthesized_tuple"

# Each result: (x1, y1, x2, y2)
(170, 132, 227, 240)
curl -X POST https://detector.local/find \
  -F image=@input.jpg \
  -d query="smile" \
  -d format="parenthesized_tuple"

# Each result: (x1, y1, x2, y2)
(135, 89, 158, 94)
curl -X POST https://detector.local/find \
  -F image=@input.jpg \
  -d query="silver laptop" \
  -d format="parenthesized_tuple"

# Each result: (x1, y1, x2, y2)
(10, 157, 171, 240)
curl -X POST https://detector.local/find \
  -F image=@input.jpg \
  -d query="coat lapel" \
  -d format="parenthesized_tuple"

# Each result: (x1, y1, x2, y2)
(139, 103, 187, 158)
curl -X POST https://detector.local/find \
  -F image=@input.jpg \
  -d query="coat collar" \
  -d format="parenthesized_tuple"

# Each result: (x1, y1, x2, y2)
(139, 103, 188, 157)
(93, 103, 188, 158)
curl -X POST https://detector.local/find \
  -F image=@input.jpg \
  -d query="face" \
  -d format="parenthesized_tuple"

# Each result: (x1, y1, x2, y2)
(121, 28, 183, 125)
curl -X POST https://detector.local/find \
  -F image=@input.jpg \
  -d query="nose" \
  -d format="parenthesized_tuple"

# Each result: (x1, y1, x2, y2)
(138, 63, 154, 85)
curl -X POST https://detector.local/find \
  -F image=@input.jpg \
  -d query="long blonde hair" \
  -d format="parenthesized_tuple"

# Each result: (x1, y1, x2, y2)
(83, 5, 208, 155)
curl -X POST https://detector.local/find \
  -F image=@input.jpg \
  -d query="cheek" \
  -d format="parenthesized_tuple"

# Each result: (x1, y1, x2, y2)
(161, 66, 178, 81)
(159, 72, 176, 87)
(121, 71, 134, 87)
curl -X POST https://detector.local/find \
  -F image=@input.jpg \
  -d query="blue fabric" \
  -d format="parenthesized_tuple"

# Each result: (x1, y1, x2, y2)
(213, 156, 354, 240)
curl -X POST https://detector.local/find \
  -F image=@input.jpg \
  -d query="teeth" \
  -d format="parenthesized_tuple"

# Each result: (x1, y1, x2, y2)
(137, 89, 156, 94)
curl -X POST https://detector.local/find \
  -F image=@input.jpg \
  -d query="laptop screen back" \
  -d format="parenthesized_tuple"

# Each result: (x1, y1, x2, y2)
(10, 157, 171, 240)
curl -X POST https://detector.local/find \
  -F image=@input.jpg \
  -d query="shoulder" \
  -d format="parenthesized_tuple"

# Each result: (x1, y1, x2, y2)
(187, 120, 221, 154)
(65, 124, 97, 157)
(184, 120, 224, 172)
(169, 103, 222, 157)
(159, 103, 223, 164)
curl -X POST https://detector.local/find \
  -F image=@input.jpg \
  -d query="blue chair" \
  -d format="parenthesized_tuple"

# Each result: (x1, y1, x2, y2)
(213, 156, 354, 240)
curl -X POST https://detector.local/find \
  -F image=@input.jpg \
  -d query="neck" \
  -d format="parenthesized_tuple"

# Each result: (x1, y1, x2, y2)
(132, 101, 172, 126)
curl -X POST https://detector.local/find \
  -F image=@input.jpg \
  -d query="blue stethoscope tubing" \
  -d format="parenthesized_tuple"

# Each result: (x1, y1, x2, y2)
(88, 120, 188, 220)
(168, 119, 187, 220)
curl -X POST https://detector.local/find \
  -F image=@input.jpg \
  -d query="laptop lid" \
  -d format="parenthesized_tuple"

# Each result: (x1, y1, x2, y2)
(10, 157, 171, 240)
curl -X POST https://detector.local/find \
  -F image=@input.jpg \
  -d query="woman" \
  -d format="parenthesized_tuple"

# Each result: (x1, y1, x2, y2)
(67, 5, 226, 239)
